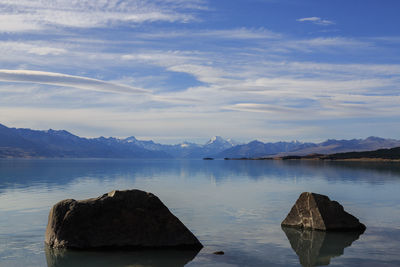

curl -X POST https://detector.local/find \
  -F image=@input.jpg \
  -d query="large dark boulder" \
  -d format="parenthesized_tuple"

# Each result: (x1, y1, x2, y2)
(281, 192, 366, 231)
(45, 189, 203, 249)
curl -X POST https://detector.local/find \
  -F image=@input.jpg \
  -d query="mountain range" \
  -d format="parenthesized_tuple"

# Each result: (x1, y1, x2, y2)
(0, 123, 399, 159)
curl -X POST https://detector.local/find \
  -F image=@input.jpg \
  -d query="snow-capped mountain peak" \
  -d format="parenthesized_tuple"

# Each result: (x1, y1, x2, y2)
(124, 136, 138, 143)
(206, 136, 226, 145)
(122, 136, 140, 144)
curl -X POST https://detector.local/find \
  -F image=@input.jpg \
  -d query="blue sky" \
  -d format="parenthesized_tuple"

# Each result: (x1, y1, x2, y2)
(0, 0, 399, 143)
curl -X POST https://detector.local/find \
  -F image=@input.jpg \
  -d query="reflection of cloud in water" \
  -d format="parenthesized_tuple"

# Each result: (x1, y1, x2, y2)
(282, 226, 364, 267)
(45, 246, 201, 267)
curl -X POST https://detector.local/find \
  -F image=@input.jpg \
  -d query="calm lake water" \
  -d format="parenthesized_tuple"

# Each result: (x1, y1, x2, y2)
(0, 159, 400, 267)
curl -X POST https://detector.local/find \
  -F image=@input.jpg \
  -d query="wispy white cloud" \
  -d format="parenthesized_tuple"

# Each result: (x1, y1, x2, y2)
(0, 14, 43, 32)
(0, 0, 206, 32)
(121, 51, 202, 66)
(0, 70, 150, 94)
(195, 28, 280, 39)
(291, 37, 369, 49)
(134, 27, 280, 40)
(167, 64, 230, 84)
(0, 41, 67, 56)
(370, 36, 400, 43)
(223, 103, 300, 114)
(297, 17, 335, 26)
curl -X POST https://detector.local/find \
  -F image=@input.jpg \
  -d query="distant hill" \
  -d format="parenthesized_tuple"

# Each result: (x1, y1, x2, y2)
(323, 146, 400, 160)
(214, 137, 400, 159)
(284, 137, 400, 156)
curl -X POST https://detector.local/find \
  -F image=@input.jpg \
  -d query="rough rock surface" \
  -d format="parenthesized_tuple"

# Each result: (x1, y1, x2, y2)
(45, 189, 203, 249)
(281, 192, 366, 231)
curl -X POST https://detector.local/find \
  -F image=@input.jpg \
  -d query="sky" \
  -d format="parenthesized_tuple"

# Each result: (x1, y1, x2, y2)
(0, 0, 399, 144)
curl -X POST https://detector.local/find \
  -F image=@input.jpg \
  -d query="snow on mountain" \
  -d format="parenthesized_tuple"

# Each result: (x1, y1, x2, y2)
(205, 136, 239, 147)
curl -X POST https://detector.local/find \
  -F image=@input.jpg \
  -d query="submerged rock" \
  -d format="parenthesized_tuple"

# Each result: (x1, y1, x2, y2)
(282, 226, 364, 267)
(281, 192, 366, 231)
(45, 189, 203, 249)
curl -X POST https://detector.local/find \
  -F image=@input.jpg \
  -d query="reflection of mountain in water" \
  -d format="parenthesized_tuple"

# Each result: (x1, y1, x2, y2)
(1, 159, 400, 193)
(282, 226, 364, 267)
(45, 246, 200, 267)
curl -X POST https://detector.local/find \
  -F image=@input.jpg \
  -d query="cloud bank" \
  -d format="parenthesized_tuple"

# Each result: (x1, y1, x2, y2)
(0, 1, 399, 142)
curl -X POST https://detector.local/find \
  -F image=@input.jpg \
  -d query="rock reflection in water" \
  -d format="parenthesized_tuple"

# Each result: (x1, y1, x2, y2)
(282, 226, 364, 267)
(45, 246, 201, 267)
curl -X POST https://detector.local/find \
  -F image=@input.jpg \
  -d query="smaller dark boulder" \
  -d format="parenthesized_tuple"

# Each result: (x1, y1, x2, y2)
(213, 251, 224, 255)
(281, 192, 366, 231)
(45, 189, 203, 249)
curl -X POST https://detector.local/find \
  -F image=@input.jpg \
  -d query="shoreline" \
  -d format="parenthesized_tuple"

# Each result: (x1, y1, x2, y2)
(224, 157, 400, 162)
